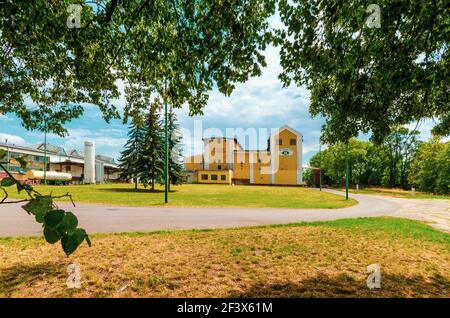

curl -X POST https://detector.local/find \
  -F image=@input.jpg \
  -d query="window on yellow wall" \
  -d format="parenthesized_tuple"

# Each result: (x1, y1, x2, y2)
(290, 139, 296, 145)
(211, 175, 218, 180)
(221, 175, 226, 180)
(201, 174, 208, 180)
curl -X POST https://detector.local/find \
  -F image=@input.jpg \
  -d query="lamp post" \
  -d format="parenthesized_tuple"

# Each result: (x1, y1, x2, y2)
(319, 137, 322, 191)
(345, 142, 349, 200)
(44, 130, 47, 185)
(164, 100, 169, 203)
(5, 138, 10, 171)
(164, 84, 169, 204)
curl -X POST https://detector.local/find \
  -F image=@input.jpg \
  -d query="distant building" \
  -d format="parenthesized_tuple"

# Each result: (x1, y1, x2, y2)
(0, 141, 120, 184)
(184, 125, 303, 186)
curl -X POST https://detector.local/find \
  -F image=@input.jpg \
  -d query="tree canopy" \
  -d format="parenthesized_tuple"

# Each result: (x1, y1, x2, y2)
(409, 137, 449, 194)
(277, 0, 449, 144)
(309, 127, 422, 189)
(1, 0, 276, 135)
(0, 1, 120, 136)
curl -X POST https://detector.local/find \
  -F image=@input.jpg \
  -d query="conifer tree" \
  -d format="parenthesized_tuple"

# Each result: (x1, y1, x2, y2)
(141, 102, 165, 191)
(118, 121, 145, 190)
(167, 107, 185, 190)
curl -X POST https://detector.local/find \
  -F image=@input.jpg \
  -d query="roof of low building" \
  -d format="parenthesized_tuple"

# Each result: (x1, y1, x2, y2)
(67, 149, 84, 158)
(96, 154, 116, 164)
(0, 142, 117, 166)
(35, 143, 68, 155)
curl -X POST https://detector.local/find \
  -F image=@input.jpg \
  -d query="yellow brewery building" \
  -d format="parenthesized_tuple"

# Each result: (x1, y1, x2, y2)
(184, 125, 303, 186)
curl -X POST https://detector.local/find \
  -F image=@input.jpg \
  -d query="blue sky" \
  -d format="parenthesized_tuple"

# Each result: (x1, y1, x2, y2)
(0, 17, 441, 164)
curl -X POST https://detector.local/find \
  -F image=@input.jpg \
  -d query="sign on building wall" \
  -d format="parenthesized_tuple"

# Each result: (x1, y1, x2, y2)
(279, 148, 293, 156)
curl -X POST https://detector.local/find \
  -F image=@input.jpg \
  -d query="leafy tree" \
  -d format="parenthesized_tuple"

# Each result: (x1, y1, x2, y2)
(141, 102, 165, 191)
(120, 0, 276, 126)
(409, 137, 449, 194)
(378, 127, 420, 188)
(302, 168, 315, 187)
(0, 1, 120, 136)
(167, 107, 185, 190)
(118, 121, 145, 189)
(277, 0, 449, 144)
(1, 1, 276, 135)
(309, 128, 421, 189)
(311, 138, 372, 186)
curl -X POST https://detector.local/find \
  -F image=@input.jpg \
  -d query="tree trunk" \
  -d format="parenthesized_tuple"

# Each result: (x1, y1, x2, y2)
(151, 169, 155, 191)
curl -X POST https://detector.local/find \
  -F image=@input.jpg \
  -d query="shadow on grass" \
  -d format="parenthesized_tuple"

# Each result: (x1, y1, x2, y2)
(0, 262, 64, 295)
(97, 188, 178, 194)
(227, 272, 450, 298)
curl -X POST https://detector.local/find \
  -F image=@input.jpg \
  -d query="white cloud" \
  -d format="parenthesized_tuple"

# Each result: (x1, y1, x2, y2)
(0, 115, 12, 121)
(0, 133, 26, 145)
(60, 128, 127, 150)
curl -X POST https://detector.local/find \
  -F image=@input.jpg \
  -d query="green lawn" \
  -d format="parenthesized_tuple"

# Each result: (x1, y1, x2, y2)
(1, 217, 448, 297)
(337, 187, 450, 200)
(7, 183, 356, 208)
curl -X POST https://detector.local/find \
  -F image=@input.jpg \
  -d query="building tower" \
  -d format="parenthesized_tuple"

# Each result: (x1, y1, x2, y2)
(84, 141, 96, 184)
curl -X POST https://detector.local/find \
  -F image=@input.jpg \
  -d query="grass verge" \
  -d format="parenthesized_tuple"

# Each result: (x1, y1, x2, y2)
(6, 183, 356, 208)
(0, 217, 448, 298)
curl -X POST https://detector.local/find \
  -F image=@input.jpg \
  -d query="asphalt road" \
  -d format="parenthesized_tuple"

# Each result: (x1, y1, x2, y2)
(0, 189, 448, 236)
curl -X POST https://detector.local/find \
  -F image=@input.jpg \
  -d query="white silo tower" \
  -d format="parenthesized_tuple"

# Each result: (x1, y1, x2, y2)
(84, 141, 96, 184)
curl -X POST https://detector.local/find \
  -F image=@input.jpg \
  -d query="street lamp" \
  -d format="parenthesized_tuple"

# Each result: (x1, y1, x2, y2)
(164, 99, 169, 203)
(164, 81, 169, 204)
(345, 142, 349, 200)
(44, 130, 47, 185)
(5, 138, 10, 171)
(319, 136, 322, 191)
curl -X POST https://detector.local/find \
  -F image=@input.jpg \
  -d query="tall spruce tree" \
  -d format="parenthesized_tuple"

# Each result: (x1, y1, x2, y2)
(118, 122, 145, 189)
(167, 107, 185, 190)
(141, 102, 165, 191)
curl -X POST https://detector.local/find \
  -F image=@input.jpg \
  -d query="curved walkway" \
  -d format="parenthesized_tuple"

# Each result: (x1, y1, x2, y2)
(0, 190, 448, 236)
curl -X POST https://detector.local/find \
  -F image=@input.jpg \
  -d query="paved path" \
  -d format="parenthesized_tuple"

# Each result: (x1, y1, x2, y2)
(0, 190, 448, 236)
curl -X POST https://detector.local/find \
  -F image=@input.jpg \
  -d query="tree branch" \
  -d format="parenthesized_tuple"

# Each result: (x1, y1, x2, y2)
(104, 0, 119, 23)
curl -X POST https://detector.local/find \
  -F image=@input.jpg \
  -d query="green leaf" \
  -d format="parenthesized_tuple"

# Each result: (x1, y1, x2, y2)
(44, 227, 62, 244)
(0, 177, 14, 187)
(61, 228, 87, 256)
(44, 209, 65, 230)
(22, 196, 52, 215)
(35, 211, 46, 223)
(61, 212, 78, 230)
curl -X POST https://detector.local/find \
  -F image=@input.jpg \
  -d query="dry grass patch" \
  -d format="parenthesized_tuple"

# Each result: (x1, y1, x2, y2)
(0, 217, 449, 298)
